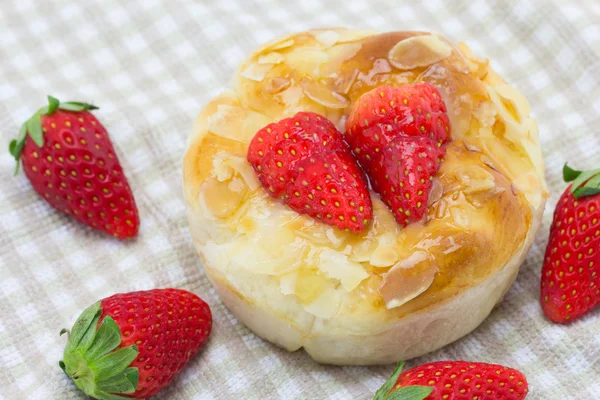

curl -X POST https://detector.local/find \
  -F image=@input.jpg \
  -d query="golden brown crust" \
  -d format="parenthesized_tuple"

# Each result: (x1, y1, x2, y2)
(183, 29, 548, 364)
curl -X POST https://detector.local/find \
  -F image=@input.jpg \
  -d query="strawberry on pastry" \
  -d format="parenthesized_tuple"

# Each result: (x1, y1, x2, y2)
(60, 289, 212, 399)
(373, 360, 529, 400)
(9, 96, 139, 238)
(541, 164, 600, 323)
(370, 136, 445, 226)
(247, 111, 373, 232)
(345, 83, 450, 227)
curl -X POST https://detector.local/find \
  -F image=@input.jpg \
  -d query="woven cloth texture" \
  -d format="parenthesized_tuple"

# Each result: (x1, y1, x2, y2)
(1, 0, 599, 399)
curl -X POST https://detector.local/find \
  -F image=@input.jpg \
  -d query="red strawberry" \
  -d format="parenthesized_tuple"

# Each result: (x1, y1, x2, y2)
(541, 164, 600, 323)
(247, 111, 372, 232)
(370, 136, 444, 226)
(345, 84, 451, 227)
(9, 96, 139, 238)
(59, 288, 212, 399)
(346, 84, 450, 149)
(373, 360, 528, 400)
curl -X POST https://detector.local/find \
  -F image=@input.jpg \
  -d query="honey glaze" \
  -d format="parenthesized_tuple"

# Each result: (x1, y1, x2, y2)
(184, 29, 546, 320)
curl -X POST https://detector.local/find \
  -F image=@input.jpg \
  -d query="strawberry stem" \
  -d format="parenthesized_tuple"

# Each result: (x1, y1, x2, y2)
(373, 361, 433, 400)
(8, 95, 99, 174)
(563, 164, 600, 199)
(60, 302, 139, 400)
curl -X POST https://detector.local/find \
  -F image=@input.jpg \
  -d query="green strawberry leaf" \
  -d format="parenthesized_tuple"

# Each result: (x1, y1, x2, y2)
(384, 386, 433, 400)
(26, 114, 43, 147)
(564, 164, 600, 199)
(373, 361, 405, 400)
(59, 101, 99, 112)
(124, 366, 139, 389)
(573, 186, 600, 198)
(93, 391, 134, 400)
(46, 95, 60, 114)
(9, 124, 28, 174)
(84, 316, 121, 361)
(96, 367, 138, 394)
(90, 345, 138, 381)
(9, 139, 17, 158)
(563, 164, 584, 182)
(571, 169, 600, 191)
(66, 302, 101, 353)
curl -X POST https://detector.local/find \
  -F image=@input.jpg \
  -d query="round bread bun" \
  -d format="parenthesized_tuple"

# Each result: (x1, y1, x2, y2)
(183, 29, 548, 365)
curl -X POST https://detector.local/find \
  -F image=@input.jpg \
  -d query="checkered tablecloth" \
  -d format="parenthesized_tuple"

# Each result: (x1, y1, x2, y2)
(1, 0, 599, 399)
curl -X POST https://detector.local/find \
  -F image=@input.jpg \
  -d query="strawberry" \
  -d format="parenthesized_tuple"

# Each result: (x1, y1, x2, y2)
(370, 136, 445, 226)
(9, 96, 139, 238)
(373, 360, 529, 400)
(345, 84, 450, 227)
(59, 288, 212, 399)
(541, 164, 600, 323)
(247, 111, 372, 232)
(346, 84, 450, 149)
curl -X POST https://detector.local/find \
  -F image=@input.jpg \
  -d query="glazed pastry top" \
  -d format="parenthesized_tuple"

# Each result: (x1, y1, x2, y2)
(184, 29, 547, 320)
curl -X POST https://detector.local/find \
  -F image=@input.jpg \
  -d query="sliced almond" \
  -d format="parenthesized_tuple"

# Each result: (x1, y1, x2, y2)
(258, 52, 284, 65)
(304, 287, 341, 319)
(270, 39, 295, 51)
(231, 233, 307, 276)
(285, 48, 329, 76)
(241, 62, 274, 82)
(321, 42, 362, 77)
(199, 177, 247, 220)
(265, 77, 291, 94)
(336, 29, 376, 43)
(428, 178, 443, 206)
(455, 165, 496, 194)
(369, 233, 399, 267)
(211, 152, 235, 182)
(473, 100, 497, 127)
(495, 84, 532, 121)
(388, 35, 452, 70)
(486, 84, 528, 134)
(457, 41, 489, 78)
(293, 268, 333, 304)
(256, 36, 295, 54)
(464, 142, 483, 153)
(278, 86, 304, 108)
(207, 104, 271, 143)
(434, 198, 449, 219)
(481, 155, 499, 172)
(313, 30, 340, 47)
(280, 271, 298, 295)
(302, 78, 349, 109)
(350, 238, 378, 262)
(379, 251, 437, 309)
(212, 152, 261, 190)
(318, 248, 369, 291)
(334, 68, 359, 94)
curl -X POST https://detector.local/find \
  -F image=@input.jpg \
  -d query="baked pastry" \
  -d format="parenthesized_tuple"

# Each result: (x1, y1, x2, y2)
(183, 29, 548, 365)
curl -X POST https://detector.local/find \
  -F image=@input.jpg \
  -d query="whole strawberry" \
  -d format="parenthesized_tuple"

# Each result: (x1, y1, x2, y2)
(59, 289, 212, 399)
(9, 96, 139, 238)
(373, 360, 528, 400)
(541, 164, 600, 323)
(345, 84, 450, 227)
(247, 111, 373, 232)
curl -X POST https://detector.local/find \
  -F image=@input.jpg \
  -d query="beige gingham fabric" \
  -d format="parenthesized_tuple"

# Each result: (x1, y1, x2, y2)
(1, 1, 599, 399)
